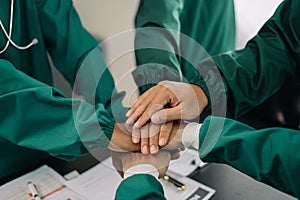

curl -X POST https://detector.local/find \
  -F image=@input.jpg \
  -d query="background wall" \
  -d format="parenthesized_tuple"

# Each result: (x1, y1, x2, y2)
(73, 0, 139, 105)
(54, 0, 283, 103)
(234, 0, 283, 49)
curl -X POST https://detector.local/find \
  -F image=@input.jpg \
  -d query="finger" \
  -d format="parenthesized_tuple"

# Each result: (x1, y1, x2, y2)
(131, 126, 141, 144)
(127, 91, 150, 115)
(127, 86, 171, 127)
(126, 93, 157, 126)
(126, 87, 155, 118)
(141, 124, 149, 154)
(151, 106, 182, 124)
(159, 121, 173, 146)
(134, 103, 164, 128)
(124, 123, 133, 134)
(149, 123, 160, 154)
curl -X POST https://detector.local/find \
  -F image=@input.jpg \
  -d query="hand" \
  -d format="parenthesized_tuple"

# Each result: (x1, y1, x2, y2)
(108, 123, 140, 152)
(111, 151, 171, 178)
(128, 121, 173, 154)
(126, 81, 208, 127)
(128, 121, 185, 155)
(162, 122, 186, 151)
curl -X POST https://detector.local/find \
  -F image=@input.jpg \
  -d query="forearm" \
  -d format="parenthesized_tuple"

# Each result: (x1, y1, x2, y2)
(134, 0, 184, 93)
(199, 116, 300, 198)
(192, 0, 299, 118)
(0, 59, 114, 160)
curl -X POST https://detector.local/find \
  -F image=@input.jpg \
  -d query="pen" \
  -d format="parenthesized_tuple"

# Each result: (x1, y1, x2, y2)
(27, 181, 41, 200)
(163, 175, 186, 191)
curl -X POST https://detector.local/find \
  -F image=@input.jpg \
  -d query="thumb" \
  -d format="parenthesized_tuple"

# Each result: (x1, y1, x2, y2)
(151, 107, 181, 124)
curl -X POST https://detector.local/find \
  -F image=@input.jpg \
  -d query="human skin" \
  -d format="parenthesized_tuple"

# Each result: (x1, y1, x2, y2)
(125, 81, 207, 154)
(109, 122, 186, 153)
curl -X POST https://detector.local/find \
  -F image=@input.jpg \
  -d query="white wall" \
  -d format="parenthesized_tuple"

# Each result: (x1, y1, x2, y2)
(73, 0, 140, 105)
(56, 1, 284, 102)
(234, 0, 283, 49)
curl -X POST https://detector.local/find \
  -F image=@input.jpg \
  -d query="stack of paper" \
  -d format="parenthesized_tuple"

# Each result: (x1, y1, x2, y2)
(0, 165, 85, 200)
(0, 156, 214, 200)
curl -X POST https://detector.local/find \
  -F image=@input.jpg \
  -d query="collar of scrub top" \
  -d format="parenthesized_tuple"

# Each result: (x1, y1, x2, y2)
(0, 0, 38, 54)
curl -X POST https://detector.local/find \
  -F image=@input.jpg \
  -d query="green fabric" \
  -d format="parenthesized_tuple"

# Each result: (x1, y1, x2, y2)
(199, 116, 300, 198)
(133, 0, 236, 94)
(115, 1, 300, 199)
(0, 0, 117, 179)
(115, 174, 165, 200)
(196, 0, 300, 198)
(192, 0, 300, 118)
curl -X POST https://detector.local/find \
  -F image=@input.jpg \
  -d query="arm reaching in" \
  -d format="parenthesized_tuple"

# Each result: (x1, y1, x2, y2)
(126, 81, 208, 126)
(125, 81, 206, 154)
(112, 151, 171, 200)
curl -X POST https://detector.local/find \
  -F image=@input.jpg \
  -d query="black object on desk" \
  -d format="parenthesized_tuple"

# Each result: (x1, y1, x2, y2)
(190, 163, 296, 200)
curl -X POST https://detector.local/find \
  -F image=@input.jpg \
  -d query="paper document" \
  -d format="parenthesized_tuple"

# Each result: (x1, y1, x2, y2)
(1, 157, 214, 200)
(0, 165, 86, 200)
(168, 149, 207, 176)
(66, 157, 214, 200)
(66, 158, 122, 200)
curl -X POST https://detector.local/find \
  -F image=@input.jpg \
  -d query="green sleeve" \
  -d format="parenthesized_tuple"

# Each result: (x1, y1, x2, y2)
(0, 59, 115, 160)
(199, 116, 300, 198)
(115, 174, 165, 200)
(35, 0, 98, 86)
(133, 0, 184, 93)
(193, 0, 300, 118)
(133, 0, 236, 94)
(35, 0, 127, 121)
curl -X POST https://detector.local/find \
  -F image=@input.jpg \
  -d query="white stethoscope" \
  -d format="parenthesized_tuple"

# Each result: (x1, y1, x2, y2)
(0, 0, 38, 54)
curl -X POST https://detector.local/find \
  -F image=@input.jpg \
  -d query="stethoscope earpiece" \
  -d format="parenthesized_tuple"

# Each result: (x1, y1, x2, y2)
(0, 0, 38, 54)
(32, 38, 39, 45)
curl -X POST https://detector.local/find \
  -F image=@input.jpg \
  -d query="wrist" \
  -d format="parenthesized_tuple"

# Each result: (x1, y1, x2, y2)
(124, 164, 159, 180)
(191, 84, 208, 111)
(182, 122, 201, 149)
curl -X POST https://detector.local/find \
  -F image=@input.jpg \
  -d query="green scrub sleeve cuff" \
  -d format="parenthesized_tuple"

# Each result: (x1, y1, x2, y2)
(132, 63, 182, 94)
(197, 116, 224, 159)
(108, 91, 130, 124)
(115, 174, 165, 200)
(189, 75, 212, 116)
(189, 56, 230, 119)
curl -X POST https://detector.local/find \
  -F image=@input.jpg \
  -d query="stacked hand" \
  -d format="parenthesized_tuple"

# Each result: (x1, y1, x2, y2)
(109, 81, 207, 179)
(109, 122, 186, 153)
(124, 81, 208, 154)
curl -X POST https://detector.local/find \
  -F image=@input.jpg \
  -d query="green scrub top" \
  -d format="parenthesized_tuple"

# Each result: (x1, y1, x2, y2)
(0, 0, 117, 179)
(193, 0, 300, 119)
(116, 116, 300, 199)
(116, 0, 300, 198)
(194, 0, 300, 196)
(133, 0, 236, 93)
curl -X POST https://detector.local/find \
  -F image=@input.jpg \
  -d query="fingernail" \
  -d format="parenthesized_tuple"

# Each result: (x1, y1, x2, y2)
(159, 138, 165, 146)
(126, 118, 133, 125)
(132, 137, 139, 143)
(142, 145, 148, 154)
(133, 122, 141, 128)
(150, 145, 158, 154)
(126, 110, 131, 117)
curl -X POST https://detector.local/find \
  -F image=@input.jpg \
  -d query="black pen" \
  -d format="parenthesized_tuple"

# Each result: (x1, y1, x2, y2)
(163, 175, 186, 191)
